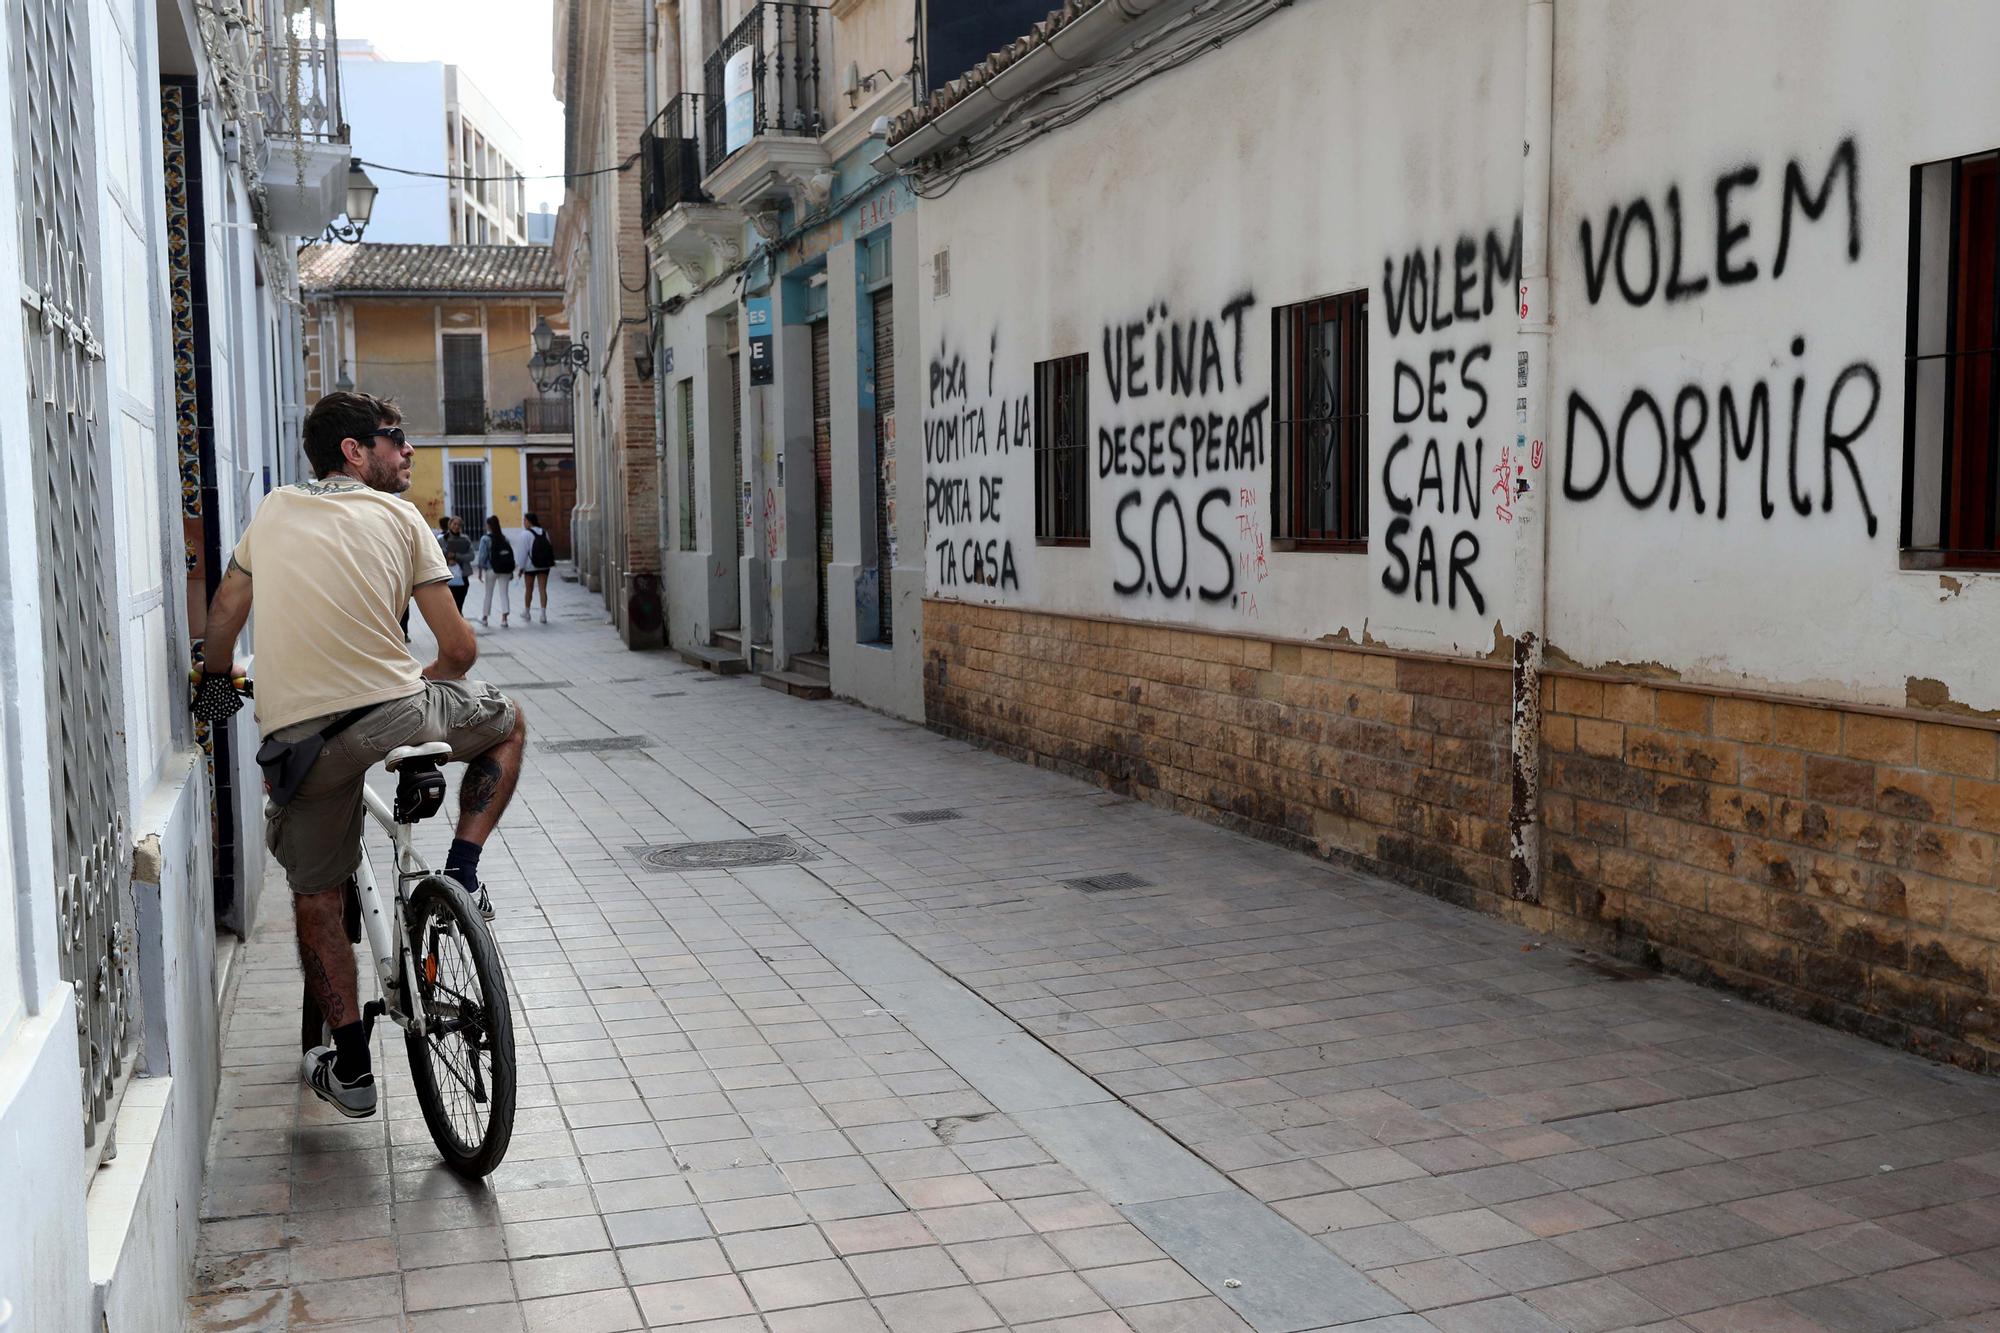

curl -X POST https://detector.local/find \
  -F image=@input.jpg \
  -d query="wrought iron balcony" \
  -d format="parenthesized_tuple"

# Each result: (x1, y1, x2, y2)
(258, 0, 350, 235)
(261, 0, 342, 141)
(524, 397, 573, 435)
(444, 396, 487, 435)
(702, 2, 824, 177)
(642, 94, 710, 228)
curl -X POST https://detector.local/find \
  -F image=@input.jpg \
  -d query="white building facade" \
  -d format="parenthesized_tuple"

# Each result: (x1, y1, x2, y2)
(340, 40, 534, 245)
(0, 0, 347, 1325)
(897, 0, 2000, 1068)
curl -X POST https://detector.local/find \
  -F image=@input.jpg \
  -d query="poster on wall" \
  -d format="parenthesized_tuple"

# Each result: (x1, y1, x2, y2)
(724, 47, 755, 156)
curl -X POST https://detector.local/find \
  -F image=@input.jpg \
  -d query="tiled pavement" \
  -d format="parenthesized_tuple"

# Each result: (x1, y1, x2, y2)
(191, 581, 2000, 1331)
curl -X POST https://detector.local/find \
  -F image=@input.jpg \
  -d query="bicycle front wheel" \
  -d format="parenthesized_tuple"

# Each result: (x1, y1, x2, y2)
(403, 875, 516, 1177)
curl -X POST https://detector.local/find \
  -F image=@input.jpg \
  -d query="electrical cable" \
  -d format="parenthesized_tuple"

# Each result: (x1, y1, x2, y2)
(354, 153, 638, 183)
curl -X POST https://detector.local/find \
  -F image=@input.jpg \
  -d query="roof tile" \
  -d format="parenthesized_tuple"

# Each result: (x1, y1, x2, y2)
(298, 243, 562, 294)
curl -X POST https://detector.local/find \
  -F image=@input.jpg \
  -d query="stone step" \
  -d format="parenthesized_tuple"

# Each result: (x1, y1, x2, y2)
(760, 669, 831, 700)
(679, 642, 748, 674)
(713, 628, 743, 652)
(793, 651, 831, 678)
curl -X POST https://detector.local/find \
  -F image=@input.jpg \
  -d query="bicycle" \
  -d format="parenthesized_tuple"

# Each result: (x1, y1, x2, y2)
(199, 666, 517, 1177)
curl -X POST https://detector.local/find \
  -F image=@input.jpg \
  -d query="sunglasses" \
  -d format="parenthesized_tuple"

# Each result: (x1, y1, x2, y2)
(370, 427, 409, 447)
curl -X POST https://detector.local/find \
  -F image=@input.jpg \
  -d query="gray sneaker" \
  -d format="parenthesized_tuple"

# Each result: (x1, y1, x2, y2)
(303, 1046, 377, 1118)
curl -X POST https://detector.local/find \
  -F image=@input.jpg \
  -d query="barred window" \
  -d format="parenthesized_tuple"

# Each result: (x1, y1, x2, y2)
(1272, 290, 1368, 548)
(1034, 353, 1090, 544)
(1906, 149, 2000, 563)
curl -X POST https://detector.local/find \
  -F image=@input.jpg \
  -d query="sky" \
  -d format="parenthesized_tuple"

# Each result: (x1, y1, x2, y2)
(336, 0, 567, 216)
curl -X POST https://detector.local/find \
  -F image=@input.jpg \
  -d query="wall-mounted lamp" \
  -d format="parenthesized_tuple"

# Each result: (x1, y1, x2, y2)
(530, 315, 591, 393)
(634, 345, 655, 382)
(319, 161, 379, 244)
(335, 362, 354, 392)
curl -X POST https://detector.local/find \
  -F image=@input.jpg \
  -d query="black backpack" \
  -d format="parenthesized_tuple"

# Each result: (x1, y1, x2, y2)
(488, 534, 516, 575)
(529, 526, 555, 569)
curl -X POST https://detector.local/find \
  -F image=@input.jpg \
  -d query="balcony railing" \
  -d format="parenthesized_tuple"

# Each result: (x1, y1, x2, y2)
(702, 2, 823, 176)
(643, 94, 709, 227)
(260, 0, 343, 143)
(525, 397, 573, 435)
(444, 397, 487, 435)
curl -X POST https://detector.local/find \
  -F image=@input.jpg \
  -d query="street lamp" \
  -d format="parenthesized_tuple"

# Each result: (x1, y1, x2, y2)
(321, 161, 379, 244)
(530, 316, 590, 393)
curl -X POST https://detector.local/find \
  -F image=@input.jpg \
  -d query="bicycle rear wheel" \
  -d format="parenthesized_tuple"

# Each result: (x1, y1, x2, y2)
(403, 875, 516, 1177)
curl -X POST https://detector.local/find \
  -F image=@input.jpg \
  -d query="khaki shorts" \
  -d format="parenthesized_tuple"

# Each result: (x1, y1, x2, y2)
(265, 680, 519, 894)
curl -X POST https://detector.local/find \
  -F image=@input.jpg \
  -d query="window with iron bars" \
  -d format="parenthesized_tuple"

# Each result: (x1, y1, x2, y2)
(1905, 149, 2000, 565)
(1034, 354, 1090, 544)
(1271, 290, 1369, 548)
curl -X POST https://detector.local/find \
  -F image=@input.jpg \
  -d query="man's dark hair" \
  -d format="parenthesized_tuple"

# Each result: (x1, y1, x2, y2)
(304, 391, 402, 478)
(524, 512, 539, 526)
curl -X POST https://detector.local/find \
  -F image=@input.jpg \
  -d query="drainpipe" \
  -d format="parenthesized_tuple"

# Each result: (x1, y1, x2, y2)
(1509, 0, 1556, 902)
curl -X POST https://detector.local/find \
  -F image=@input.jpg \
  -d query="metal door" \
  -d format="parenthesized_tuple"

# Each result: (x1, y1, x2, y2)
(810, 318, 831, 648)
(13, 0, 134, 1156)
(872, 287, 895, 641)
(725, 349, 742, 628)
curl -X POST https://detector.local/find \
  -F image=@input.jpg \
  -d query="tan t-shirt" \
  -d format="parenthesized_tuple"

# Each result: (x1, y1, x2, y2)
(232, 478, 451, 735)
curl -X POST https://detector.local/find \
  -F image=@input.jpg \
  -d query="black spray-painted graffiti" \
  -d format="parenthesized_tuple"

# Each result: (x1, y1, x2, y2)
(1562, 138, 1879, 537)
(1379, 220, 1520, 615)
(926, 333, 1024, 589)
(1099, 293, 1271, 608)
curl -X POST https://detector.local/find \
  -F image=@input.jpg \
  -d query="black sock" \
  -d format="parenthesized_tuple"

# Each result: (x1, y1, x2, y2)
(330, 1020, 371, 1081)
(444, 838, 483, 895)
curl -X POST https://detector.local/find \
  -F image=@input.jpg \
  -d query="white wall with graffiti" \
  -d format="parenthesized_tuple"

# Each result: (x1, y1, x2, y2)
(919, 0, 1530, 660)
(918, 0, 2000, 713)
(1549, 3, 2000, 712)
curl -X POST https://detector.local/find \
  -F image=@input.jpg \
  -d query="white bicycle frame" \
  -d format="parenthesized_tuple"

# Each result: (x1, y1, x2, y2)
(351, 768, 442, 1039)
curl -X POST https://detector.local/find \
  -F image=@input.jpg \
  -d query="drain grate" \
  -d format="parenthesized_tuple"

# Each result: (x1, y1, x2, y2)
(893, 808, 962, 825)
(1063, 872, 1153, 894)
(633, 836, 818, 872)
(689, 674, 732, 683)
(653, 691, 686, 699)
(497, 680, 573, 690)
(541, 735, 651, 754)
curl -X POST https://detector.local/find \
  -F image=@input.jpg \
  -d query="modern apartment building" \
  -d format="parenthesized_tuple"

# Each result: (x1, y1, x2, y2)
(339, 39, 535, 245)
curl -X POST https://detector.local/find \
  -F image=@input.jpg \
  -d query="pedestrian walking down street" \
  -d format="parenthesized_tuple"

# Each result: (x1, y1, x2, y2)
(521, 511, 556, 623)
(437, 515, 474, 611)
(475, 514, 516, 626)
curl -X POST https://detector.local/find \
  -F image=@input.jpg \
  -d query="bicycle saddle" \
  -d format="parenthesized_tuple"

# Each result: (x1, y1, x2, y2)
(385, 741, 451, 771)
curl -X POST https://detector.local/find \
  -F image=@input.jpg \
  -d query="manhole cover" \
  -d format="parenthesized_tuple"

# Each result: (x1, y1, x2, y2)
(541, 736, 651, 754)
(1064, 872, 1152, 894)
(893, 809, 962, 824)
(633, 836, 818, 871)
(497, 680, 573, 690)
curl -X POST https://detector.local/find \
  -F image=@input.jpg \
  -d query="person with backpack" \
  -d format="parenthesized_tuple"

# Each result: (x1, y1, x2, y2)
(475, 514, 517, 627)
(522, 511, 557, 624)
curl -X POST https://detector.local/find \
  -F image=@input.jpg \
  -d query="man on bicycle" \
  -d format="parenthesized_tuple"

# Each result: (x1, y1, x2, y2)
(198, 391, 528, 1118)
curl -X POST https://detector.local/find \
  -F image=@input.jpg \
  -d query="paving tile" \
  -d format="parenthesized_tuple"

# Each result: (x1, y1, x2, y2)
(983, 1271, 1110, 1323)
(406, 1261, 518, 1312)
(873, 1284, 1003, 1333)
(847, 1244, 969, 1295)
(633, 1273, 756, 1326)
(741, 1257, 866, 1309)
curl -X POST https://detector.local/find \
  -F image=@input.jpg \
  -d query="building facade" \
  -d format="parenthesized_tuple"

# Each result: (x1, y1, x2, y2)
(339, 40, 537, 245)
(621, 0, 925, 711)
(554, 0, 665, 647)
(0, 0, 348, 1325)
(300, 243, 575, 551)
(894, 0, 2000, 1069)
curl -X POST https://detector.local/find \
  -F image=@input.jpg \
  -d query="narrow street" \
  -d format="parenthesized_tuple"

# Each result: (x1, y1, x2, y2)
(188, 579, 2000, 1333)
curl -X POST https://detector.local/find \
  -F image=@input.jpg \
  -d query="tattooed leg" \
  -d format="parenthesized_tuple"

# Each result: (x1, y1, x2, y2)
(295, 880, 359, 1032)
(454, 703, 526, 845)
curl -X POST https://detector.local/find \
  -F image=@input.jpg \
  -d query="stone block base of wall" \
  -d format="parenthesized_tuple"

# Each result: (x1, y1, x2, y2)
(923, 598, 2000, 1071)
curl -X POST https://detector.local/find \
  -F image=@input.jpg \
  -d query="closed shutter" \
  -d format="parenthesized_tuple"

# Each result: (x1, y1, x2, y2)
(679, 379, 695, 551)
(729, 350, 743, 562)
(811, 319, 831, 647)
(872, 287, 894, 642)
(442, 333, 485, 434)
